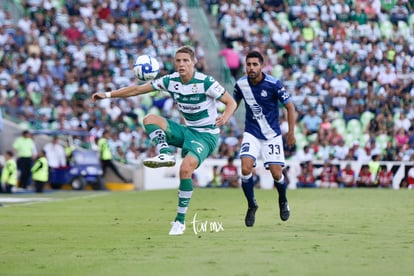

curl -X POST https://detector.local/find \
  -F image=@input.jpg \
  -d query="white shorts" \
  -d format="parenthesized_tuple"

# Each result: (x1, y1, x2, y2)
(239, 132, 286, 168)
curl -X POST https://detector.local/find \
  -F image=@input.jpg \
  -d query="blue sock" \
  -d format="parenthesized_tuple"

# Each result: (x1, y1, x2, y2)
(241, 174, 257, 208)
(274, 175, 287, 203)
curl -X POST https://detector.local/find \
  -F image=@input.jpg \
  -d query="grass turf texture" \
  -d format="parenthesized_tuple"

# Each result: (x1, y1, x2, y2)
(0, 189, 413, 276)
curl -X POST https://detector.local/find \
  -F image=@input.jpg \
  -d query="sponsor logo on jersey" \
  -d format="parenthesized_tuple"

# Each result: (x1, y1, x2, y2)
(178, 104, 201, 111)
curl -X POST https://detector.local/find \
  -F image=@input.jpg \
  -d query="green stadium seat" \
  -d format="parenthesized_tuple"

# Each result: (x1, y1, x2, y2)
(393, 112, 400, 122)
(376, 134, 390, 150)
(359, 133, 370, 147)
(307, 133, 317, 143)
(398, 21, 409, 40)
(272, 64, 284, 79)
(133, 108, 146, 127)
(277, 12, 292, 30)
(310, 20, 321, 32)
(380, 20, 393, 39)
(360, 111, 375, 130)
(295, 132, 309, 150)
(344, 132, 356, 147)
(346, 119, 362, 136)
(123, 115, 135, 129)
(408, 14, 414, 27)
(211, 4, 219, 17)
(331, 118, 346, 133)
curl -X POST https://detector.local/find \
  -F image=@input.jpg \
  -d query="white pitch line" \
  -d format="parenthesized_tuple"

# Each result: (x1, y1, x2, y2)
(0, 192, 111, 207)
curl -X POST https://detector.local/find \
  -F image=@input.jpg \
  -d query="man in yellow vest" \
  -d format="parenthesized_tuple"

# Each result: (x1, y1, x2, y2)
(302, 20, 315, 42)
(31, 150, 49, 193)
(13, 130, 37, 189)
(98, 130, 129, 183)
(1, 151, 18, 193)
(368, 154, 381, 186)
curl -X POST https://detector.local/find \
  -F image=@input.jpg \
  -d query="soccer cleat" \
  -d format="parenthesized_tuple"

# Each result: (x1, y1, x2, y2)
(245, 205, 258, 227)
(169, 221, 186, 235)
(143, 154, 176, 168)
(279, 201, 290, 221)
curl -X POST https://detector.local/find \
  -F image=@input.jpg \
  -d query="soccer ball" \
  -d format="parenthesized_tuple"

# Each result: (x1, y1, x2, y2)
(133, 55, 160, 81)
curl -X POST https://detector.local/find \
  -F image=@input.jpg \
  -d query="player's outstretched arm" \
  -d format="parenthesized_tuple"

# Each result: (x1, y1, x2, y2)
(91, 82, 154, 102)
(215, 91, 237, 127)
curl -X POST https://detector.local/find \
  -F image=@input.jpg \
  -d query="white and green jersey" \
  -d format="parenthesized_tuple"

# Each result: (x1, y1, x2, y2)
(151, 72, 225, 134)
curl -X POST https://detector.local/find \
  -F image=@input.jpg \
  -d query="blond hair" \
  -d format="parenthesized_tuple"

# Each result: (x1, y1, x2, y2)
(175, 46, 195, 61)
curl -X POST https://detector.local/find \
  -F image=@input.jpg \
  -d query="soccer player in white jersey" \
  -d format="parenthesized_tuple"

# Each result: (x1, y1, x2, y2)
(92, 46, 237, 235)
(233, 51, 296, 227)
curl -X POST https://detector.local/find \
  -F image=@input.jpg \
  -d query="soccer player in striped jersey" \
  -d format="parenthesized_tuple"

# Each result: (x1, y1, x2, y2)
(92, 46, 237, 235)
(233, 51, 296, 227)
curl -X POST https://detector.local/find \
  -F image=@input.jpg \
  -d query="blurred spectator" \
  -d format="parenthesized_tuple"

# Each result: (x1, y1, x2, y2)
(394, 127, 410, 148)
(98, 130, 129, 183)
(389, 0, 409, 24)
(342, 97, 361, 123)
(219, 43, 242, 79)
(356, 164, 375, 188)
(221, 156, 239, 188)
(301, 108, 322, 135)
(125, 145, 144, 168)
(394, 113, 411, 132)
(43, 135, 66, 168)
(319, 161, 339, 188)
(295, 145, 314, 163)
(327, 127, 344, 146)
(377, 164, 393, 188)
(296, 162, 317, 188)
(368, 154, 381, 184)
(12, 130, 37, 189)
(31, 150, 48, 193)
(0, 151, 17, 193)
(206, 165, 222, 188)
(382, 140, 399, 161)
(338, 163, 356, 188)
(315, 139, 333, 161)
(333, 139, 349, 160)
(223, 18, 244, 45)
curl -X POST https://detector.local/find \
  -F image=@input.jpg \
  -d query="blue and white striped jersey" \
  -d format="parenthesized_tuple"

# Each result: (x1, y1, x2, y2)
(234, 74, 292, 140)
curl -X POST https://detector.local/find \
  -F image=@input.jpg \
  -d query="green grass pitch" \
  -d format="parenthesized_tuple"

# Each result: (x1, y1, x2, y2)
(0, 189, 413, 276)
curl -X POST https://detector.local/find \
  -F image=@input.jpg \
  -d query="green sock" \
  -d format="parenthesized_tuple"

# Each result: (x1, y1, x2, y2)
(144, 124, 172, 154)
(175, 178, 193, 223)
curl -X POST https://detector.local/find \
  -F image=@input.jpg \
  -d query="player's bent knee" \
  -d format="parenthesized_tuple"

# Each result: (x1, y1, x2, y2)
(241, 167, 252, 176)
(143, 114, 166, 128)
(143, 114, 158, 124)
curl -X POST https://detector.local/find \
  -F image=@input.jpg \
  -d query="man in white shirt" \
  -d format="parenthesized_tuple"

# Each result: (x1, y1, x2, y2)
(44, 136, 66, 168)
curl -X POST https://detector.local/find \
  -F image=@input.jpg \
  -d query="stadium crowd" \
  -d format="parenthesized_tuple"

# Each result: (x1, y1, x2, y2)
(205, 0, 414, 164)
(0, 0, 413, 176)
(0, 0, 206, 167)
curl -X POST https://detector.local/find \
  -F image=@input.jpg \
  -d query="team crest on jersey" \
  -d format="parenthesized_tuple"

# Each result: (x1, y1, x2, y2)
(241, 142, 250, 153)
(192, 84, 197, 93)
(261, 90, 267, 97)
